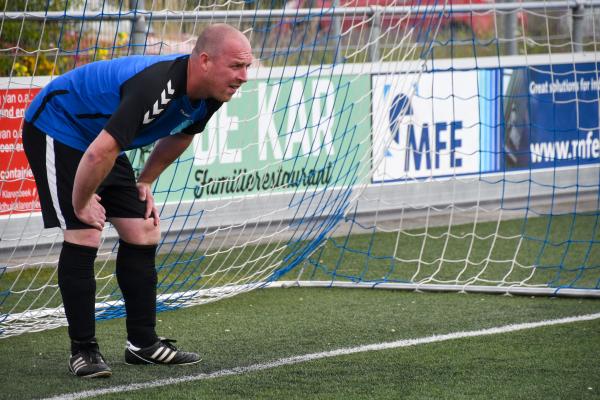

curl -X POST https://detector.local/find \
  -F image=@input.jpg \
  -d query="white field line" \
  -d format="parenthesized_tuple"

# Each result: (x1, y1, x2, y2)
(42, 312, 600, 400)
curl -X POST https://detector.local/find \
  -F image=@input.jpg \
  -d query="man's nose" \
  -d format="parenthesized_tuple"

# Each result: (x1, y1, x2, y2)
(238, 67, 248, 83)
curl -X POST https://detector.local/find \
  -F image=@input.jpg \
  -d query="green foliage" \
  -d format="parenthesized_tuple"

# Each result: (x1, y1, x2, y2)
(0, 0, 132, 77)
(0, 0, 68, 76)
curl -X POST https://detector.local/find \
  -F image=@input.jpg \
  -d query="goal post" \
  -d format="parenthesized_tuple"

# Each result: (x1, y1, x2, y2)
(1, 0, 599, 339)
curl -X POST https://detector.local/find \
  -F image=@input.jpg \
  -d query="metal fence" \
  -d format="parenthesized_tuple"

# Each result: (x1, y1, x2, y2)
(1, 0, 598, 68)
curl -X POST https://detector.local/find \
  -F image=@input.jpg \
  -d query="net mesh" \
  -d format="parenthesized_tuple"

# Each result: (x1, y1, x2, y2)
(1, 0, 599, 338)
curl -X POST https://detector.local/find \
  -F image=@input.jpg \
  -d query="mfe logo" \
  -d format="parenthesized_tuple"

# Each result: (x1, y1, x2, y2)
(389, 93, 412, 147)
(373, 71, 481, 182)
(387, 91, 463, 173)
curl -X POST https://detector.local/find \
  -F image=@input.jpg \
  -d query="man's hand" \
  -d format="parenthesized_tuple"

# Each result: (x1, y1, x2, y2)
(74, 194, 106, 231)
(72, 130, 120, 230)
(137, 182, 159, 226)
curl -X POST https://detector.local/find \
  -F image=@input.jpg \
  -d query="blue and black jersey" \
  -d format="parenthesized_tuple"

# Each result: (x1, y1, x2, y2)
(25, 54, 222, 152)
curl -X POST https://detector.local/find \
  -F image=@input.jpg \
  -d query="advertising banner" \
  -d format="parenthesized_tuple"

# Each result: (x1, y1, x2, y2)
(503, 63, 600, 170)
(372, 61, 600, 183)
(135, 75, 372, 203)
(372, 71, 488, 182)
(6, 59, 598, 212)
(1, 75, 371, 216)
(0, 88, 41, 216)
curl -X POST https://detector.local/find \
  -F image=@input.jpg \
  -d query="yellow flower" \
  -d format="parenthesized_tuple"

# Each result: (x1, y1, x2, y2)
(14, 62, 30, 76)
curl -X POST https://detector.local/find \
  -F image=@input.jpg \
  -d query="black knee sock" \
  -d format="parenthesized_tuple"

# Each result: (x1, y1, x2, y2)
(58, 241, 98, 344)
(116, 239, 159, 348)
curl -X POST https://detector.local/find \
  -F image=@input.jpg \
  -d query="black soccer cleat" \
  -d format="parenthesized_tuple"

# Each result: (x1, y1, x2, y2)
(125, 338, 201, 365)
(68, 339, 112, 378)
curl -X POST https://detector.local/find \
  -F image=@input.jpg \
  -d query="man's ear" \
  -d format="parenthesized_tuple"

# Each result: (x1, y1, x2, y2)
(198, 52, 210, 72)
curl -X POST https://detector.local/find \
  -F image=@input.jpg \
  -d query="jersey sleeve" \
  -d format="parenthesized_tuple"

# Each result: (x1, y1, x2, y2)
(104, 60, 184, 149)
(182, 98, 223, 135)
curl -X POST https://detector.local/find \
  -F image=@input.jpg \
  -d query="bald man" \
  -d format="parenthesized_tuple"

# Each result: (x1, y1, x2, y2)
(23, 24, 253, 378)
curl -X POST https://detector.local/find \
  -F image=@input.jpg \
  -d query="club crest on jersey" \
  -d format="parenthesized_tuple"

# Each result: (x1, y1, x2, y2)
(143, 80, 174, 125)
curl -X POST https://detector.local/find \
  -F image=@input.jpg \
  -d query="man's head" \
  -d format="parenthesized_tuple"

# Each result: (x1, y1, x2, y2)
(187, 24, 253, 102)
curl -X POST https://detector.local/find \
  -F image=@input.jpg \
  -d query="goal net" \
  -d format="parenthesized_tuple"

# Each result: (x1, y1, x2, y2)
(1, 0, 599, 338)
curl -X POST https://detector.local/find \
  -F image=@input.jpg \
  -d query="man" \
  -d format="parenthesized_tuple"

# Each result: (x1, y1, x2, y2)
(22, 24, 253, 378)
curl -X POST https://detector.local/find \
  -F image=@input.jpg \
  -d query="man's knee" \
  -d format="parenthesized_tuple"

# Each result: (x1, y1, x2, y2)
(63, 229, 102, 248)
(137, 221, 160, 245)
(111, 217, 160, 245)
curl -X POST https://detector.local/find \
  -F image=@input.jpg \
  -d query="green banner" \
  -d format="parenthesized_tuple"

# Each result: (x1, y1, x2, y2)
(130, 74, 371, 203)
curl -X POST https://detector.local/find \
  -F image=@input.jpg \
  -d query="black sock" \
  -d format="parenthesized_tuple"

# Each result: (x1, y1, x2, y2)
(116, 239, 159, 348)
(57, 241, 98, 345)
(71, 338, 99, 355)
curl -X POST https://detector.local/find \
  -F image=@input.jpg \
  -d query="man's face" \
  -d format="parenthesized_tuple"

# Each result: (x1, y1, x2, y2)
(203, 36, 253, 102)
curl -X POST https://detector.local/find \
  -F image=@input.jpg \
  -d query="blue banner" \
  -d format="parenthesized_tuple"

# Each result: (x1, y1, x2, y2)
(372, 60, 600, 183)
(503, 62, 600, 170)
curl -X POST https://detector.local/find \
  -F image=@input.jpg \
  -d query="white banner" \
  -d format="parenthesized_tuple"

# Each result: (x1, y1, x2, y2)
(372, 71, 481, 182)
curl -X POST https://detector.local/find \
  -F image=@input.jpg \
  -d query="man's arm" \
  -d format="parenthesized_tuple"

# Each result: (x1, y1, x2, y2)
(137, 133, 195, 225)
(138, 133, 194, 185)
(72, 130, 121, 230)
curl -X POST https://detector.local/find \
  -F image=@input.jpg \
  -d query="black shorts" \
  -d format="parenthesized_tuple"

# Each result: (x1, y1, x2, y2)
(22, 121, 147, 230)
